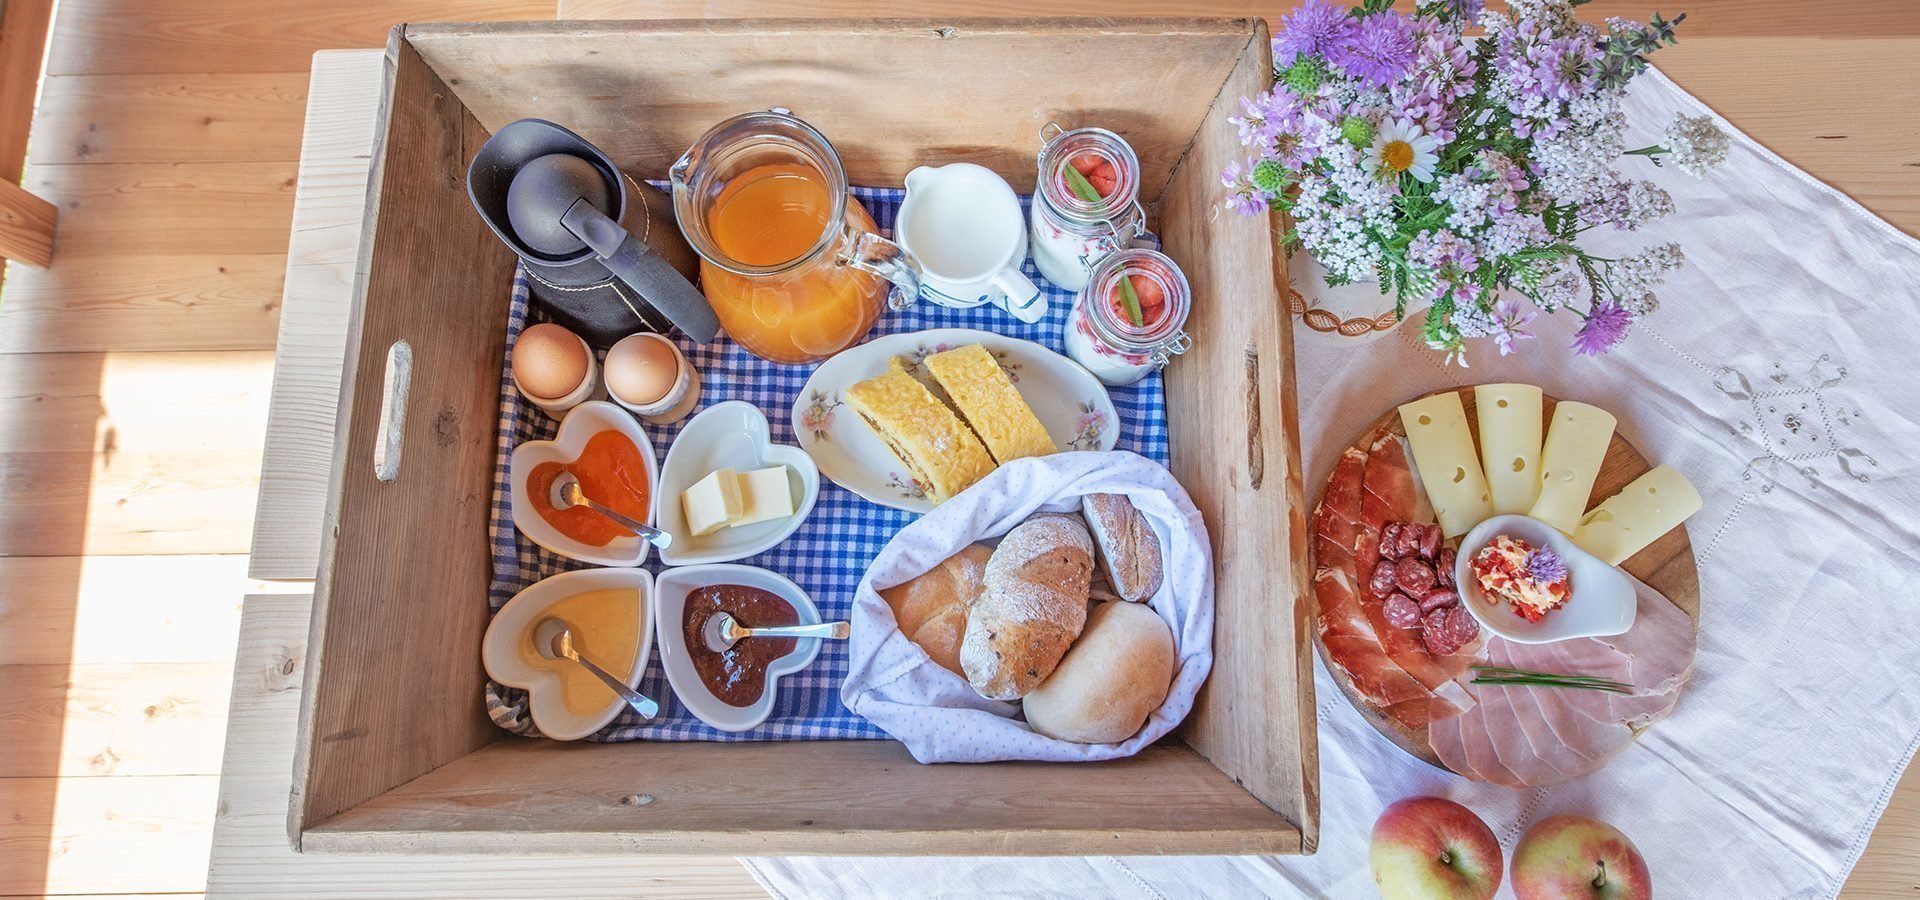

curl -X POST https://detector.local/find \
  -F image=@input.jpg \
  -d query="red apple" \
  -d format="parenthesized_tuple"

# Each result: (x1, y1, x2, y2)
(1511, 815, 1651, 900)
(1370, 796, 1503, 900)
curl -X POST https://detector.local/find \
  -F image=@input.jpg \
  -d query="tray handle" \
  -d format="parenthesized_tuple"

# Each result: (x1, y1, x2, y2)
(372, 339, 412, 482)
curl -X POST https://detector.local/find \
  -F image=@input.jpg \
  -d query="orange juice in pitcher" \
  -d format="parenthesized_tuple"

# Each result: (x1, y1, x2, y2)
(670, 113, 921, 365)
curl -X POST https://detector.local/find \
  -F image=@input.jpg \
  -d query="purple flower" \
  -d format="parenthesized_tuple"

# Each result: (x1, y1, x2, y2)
(1329, 10, 1416, 88)
(1526, 547, 1568, 585)
(1274, 0, 1355, 67)
(1488, 298, 1537, 356)
(1571, 300, 1634, 356)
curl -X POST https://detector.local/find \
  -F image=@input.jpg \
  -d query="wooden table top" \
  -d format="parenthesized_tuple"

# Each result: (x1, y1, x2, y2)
(220, 3, 1920, 896)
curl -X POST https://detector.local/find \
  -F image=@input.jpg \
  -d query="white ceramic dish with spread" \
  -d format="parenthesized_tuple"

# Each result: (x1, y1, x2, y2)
(480, 566, 654, 741)
(1453, 514, 1636, 644)
(652, 563, 822, 732)
(508, 400, 659, 567)
(789, 327, 1119, 514)
(656, 401, 819, 566)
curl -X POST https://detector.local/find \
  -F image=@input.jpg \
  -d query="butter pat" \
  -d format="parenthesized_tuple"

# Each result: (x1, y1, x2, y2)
(732, 466, 795, 528)
(682, 468, 742, 536)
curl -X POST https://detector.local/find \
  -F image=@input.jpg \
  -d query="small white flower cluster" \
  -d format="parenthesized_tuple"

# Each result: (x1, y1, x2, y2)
(1532, 257, 1587, 311)
(1664, 113, 1731, 177)
(1605, 242, 1684, 315)
(1533, 92, 1629, 206)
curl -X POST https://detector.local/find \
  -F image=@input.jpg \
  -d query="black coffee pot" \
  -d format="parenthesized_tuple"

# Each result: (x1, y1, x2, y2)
(468, 119, 719, 347)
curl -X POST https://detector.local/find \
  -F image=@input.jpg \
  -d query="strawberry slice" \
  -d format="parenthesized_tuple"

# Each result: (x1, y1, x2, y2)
(1129, 274, 1166, 324)
(1066, 153, 1119, 199)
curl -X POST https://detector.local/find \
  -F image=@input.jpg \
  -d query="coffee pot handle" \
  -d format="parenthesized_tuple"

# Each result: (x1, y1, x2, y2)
(561, 199, 721, 343)
(839, 224, 924, 311)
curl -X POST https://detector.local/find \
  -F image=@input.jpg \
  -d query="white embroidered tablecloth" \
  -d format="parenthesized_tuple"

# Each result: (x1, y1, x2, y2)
(744, 67, 1920, 899)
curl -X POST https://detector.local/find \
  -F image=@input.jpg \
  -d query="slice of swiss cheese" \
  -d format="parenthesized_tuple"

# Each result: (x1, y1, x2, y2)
(1397, 392, 1494, 538)
(1528, 401, 1617, 533)
(1474, 383, 1544, 516)
(1574, 464, 1702, 565)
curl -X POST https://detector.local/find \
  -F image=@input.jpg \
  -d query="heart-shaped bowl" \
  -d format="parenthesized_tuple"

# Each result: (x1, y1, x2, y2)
(1453, 514, 1636, 644)
(480, 566, 654, 741)
(656, 400, 819, 566)
(509, 400, 659, 567)
(652, 563, 822, 733)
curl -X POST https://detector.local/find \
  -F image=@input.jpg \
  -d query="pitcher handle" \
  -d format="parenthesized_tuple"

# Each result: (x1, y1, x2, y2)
(840, 224, 923, 311)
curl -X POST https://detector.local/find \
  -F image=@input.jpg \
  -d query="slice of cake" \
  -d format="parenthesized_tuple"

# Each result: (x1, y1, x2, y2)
(844, 368, 996, 504)
(923, 344, 1057, 464)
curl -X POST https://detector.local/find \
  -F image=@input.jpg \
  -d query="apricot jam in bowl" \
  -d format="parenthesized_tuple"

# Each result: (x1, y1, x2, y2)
(652, 564, 823, 732)
(509, 400, 659, 566)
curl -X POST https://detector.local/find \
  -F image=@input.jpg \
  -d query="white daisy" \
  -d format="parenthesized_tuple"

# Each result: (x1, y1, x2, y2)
(1367, 118, 1441, 183)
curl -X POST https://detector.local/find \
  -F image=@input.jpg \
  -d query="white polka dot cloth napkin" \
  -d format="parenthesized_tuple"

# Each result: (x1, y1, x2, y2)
(841, 450, 1214, 763)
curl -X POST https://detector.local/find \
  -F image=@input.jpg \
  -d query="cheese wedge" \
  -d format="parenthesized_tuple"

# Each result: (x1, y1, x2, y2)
(1475, 383, 1545, 515)
(1574, 464, 1702, 565)
(923, 344, 1056, 464)
(1398, 392, 1496, 538)
(844, 369, 996, 504)
(1528, 401, 1617, 533)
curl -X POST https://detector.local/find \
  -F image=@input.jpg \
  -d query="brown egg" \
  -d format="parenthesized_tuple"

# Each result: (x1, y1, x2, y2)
(603, 333, 682, 407)
(512, 323, 589, 400)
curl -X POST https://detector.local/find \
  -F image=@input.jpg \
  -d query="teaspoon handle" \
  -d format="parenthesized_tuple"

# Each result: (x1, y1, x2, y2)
(579, 496, 673, 550)
(571, 652, 660, 719)
(742, 621, 851, 641)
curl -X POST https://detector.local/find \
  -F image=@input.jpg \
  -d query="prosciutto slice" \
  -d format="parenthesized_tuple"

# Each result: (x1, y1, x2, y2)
(1429, 577, 1696, 788)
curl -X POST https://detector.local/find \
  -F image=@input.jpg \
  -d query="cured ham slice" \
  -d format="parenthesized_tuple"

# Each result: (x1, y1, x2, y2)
(1355, 432, 1483, 692)
(1428, 577, 1696, 788)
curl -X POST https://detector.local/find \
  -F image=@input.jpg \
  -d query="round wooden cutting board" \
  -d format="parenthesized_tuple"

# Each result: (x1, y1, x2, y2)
(1310, 387, 1701, 771)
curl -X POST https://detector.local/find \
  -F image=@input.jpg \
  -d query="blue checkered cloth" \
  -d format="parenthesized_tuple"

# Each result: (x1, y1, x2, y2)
(485, 185, 1170, 741)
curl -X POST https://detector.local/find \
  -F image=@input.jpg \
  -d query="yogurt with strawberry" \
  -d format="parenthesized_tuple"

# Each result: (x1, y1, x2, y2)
(1030, 126, 1144, 291)
(1064, 249, 1192, 386)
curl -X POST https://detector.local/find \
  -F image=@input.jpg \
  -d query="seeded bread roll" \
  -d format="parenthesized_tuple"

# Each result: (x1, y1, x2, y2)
(1024, 600, 1176, 744)
(1080, 493, 1165, 602)
(879, 544, 992, 676)
(961, 515, 1094, 700)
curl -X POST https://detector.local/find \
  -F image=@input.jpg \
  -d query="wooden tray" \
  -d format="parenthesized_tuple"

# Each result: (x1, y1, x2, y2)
(1310, 387, 1700, 769)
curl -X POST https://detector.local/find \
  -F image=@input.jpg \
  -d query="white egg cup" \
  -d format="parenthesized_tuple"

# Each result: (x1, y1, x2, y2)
(605, 332, 702, 426)
(656, 401, 819, 566)
(1453, 514, 1636, 644)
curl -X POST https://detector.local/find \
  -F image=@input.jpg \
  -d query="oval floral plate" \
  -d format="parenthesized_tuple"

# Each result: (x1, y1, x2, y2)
(791, 328, 1118, 514)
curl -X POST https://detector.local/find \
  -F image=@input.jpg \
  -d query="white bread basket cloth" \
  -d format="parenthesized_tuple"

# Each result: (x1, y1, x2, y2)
(842, 450, 1214, 763)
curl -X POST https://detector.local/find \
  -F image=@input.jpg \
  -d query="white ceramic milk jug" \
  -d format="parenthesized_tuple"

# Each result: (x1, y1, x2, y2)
(896, 163, 1045, 323)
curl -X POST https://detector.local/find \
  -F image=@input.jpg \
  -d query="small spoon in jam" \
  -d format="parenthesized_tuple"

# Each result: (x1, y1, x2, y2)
(533, 616, 659, 719)
(702, 612, 850, 652)
(551, 471, 672, 550)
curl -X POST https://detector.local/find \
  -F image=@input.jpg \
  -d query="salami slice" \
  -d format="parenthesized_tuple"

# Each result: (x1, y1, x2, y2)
(1444, 605, 1480, 644)
(1380, 522, 1406, 559)
(1417, 522, 1443, 559)
(1435, 547, 1457, 587)
(1382, 594, 1423, 628)
(1419, 588, 1459, 613)
(1395, 558, 1436, 596)
(1421, 608, 1460, 656)
(1367, 559, 1399, 598)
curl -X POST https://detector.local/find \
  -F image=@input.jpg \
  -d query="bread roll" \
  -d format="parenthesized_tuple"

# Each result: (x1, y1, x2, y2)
(1024, 601, 1176, 744)
(961, 515, 1094, 700)
(879, 544, 991, 676)
(1081, 493, 1165, 602)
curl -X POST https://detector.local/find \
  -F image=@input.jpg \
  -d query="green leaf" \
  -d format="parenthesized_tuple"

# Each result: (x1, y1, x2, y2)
(1062, 164, 1102, 203)
(1116, 274, 1145, 328)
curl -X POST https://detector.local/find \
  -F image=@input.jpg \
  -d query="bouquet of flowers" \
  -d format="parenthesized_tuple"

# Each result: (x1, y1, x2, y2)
(1223, 0, 1730, 362)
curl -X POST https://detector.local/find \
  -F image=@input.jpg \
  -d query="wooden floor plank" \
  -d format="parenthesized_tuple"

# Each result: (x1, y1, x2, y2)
(0, 351, 273, 451)
(0, 253, 286, 353)
(0, 555, 251, 666)
(0, 774, 219, 895)
(19, 161, 296, 258)
(44, 0, 557, 77)
(0, 448, 261, 556)
(0, 662, 234, 778)
(27, 73, 310, 166)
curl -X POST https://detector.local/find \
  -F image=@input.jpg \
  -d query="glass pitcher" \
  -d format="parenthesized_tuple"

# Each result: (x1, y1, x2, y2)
(669, 111, 921, 364)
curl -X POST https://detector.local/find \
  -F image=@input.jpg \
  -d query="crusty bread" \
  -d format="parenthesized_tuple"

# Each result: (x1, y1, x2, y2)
(961, 515, 1094, 700)
(1081, 493, 1165, 603)
(879, 544, 992, 676)
(1024, 601, 1176, 744)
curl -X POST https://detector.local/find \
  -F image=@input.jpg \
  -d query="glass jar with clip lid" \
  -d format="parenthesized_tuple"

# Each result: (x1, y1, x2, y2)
(1028, 124, 1147, 292)
(1064, 248, 1192, 387)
